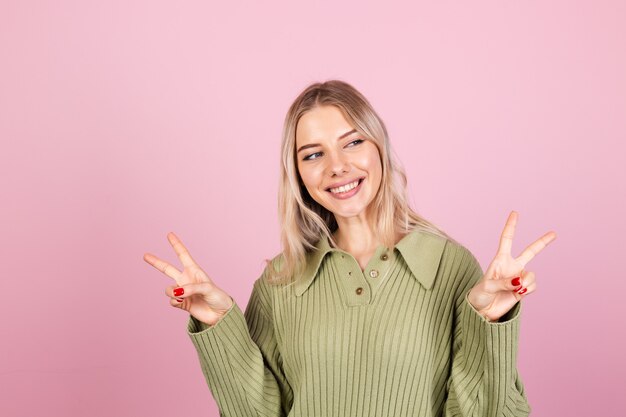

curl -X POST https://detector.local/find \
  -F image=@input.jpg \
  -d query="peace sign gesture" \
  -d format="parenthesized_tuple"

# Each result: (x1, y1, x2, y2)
(143, 232, 234, 326)
(467, 211, 557, 322)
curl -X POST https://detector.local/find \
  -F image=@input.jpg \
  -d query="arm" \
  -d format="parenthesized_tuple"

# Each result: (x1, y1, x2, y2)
(444, 251, 532, 417)
(187, 271, 293, 417)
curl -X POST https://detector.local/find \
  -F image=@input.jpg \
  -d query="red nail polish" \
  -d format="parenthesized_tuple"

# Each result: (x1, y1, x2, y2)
(511, 277, 521, 287)
(176, 298, 183, 302)
(518, 287, 527, 295)
(173, 287, 184, 297)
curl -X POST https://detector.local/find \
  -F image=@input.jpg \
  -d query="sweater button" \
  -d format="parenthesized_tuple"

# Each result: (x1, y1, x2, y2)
(369, 269, 379, 278)
(380, 254, 388, 261)
(356, 287, 363, 295)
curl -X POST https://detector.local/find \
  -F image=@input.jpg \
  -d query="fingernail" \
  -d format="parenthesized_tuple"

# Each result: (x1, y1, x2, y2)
(173, 287, 184, 297)
(511, 277, 521, 287)
(517, 287, 527, 295)
(176, 298, 183, 302)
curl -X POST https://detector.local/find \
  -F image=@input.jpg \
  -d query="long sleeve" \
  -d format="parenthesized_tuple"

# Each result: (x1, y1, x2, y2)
(443, 251, 532, 417)
(186, 272, 293, 417)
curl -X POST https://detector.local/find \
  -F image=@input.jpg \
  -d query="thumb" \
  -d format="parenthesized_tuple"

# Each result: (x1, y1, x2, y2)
(482, 274, 524, 294)
(166, 282, 215, 299)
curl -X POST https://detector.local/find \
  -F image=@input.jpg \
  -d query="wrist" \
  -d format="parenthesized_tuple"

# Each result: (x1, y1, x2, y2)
(209, 297, 235, 326)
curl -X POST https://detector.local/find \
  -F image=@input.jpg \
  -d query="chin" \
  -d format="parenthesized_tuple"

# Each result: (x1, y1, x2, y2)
(326, 202, 371, 220)
(309, 188, 374, 220)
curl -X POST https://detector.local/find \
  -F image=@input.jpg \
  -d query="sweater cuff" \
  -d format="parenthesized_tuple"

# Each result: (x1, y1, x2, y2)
(462, 293, 522, 391)
(185, 301, 267, 413)
(185, 301, 251, 377)
(462, 293, 522, 365)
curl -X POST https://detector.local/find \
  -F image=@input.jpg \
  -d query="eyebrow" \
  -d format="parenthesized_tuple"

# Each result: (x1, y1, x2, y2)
(296, 129, 358, 154)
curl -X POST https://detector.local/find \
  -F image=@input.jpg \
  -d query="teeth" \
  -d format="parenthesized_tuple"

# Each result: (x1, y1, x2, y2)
(330, 179, 360, 194)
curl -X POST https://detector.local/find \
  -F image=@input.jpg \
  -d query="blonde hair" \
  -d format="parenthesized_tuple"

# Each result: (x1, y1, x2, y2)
(267, 79, 456, 284)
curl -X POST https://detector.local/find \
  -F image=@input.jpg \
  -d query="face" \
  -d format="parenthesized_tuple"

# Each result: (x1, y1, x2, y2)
(295, 105, 383, 222)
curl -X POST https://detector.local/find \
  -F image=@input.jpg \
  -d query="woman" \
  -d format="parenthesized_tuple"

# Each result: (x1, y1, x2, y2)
(144, 80, 556, 416)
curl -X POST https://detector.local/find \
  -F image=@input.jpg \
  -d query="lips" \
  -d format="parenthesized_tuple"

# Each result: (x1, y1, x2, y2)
(326, 177, 364, 200)
(325, 177, 365, 191)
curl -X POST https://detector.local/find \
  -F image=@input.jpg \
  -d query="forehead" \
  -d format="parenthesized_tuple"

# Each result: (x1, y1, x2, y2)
(295, 105, 354, 145)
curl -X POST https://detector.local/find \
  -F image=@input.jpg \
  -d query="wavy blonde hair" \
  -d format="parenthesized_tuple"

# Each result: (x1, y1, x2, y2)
(266, 79, 456, 284)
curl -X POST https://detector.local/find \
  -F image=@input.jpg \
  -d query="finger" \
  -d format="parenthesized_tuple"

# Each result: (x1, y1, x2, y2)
(167, 232, 198, 268)
(519, 270, 536, 289)
(482, 275, 521, 293)
(514, 281, 536, 300)
(143, 253, 182, 282)
(513, 270, 536, 296)
(164, 284, 198, 299)
(165, 285, 185, 304)
(164, 284, 182, 299)
(166, 281, 215, 299)
(482, 278, 511, 294)
(509, 270, 530, 291)
(480, 269, 534, 293)
(497, 211, 518, 256)
(169, 297, 185, 309)
(516, 231, 557, 266)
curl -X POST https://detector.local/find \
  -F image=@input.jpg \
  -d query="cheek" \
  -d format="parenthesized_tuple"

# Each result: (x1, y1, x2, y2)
(297, 165, 319, 191)
(362, 149, 383, 189)
(359, 148, 383, 178)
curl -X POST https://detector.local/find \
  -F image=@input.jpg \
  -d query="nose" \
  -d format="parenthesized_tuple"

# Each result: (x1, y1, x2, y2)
(326, 150, 350, 176)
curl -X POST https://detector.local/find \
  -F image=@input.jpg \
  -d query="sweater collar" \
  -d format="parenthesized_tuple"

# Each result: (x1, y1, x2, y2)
(293, 229, 447, 296)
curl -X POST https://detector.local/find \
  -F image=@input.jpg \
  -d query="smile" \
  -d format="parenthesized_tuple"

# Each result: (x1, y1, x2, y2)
(330, 179, 360, 194)
(326, 178, 364, 199)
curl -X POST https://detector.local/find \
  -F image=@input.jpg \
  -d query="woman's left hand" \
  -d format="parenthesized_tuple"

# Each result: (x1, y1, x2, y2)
(467, 211, 557, 322)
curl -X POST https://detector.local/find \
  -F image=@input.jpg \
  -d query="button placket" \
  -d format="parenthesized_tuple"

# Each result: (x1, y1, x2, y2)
(365, 248, 394, 296)
(334, 251, 370, 306)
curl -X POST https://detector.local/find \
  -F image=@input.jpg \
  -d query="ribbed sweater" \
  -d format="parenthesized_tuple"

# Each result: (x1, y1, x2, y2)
(186, 230, 531, 416)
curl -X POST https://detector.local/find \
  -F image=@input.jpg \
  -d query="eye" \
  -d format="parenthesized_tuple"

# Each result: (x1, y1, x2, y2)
(346, 139, 364, 147)
(302, 139, 363, 161)
(303, 151, 323, 161)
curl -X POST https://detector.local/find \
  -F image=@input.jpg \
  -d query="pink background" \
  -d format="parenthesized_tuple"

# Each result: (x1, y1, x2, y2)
(1, 1, 624, 416)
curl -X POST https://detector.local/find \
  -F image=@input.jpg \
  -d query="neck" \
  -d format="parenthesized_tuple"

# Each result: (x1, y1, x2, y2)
(332, 212, 379, 256)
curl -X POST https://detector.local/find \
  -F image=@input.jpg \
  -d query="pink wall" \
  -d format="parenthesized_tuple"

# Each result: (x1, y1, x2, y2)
(1, 1, 624, 416)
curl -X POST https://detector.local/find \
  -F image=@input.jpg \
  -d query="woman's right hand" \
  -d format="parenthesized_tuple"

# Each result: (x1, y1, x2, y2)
(143, 232, 234, 327)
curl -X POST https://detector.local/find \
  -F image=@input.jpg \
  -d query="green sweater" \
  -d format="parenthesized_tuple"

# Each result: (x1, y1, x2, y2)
(186, 230, 531, 416)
